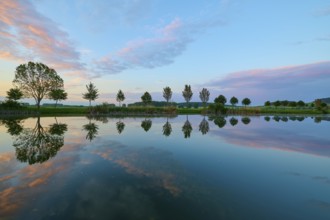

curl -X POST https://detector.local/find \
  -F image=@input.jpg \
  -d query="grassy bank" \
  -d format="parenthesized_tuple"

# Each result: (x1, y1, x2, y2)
(0, 105, 328, 117)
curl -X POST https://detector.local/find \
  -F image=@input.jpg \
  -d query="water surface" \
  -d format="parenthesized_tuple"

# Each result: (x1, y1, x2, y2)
(0, 115, 329, 220)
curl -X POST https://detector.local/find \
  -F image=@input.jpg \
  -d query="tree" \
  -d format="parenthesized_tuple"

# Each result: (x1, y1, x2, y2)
(229, 96, 238, 107)
(83, 82, 99, 107)
(116, 90, 125, 107)
(7, 88, 23, 101)
(297, 100, 305, 107)
(199, 88, 210, 107)
(13, 62, 64, 109)
(49, 89, 67, 108)
(163, 86, 172, 105)
(264, 101, 271, 107)
(182, 85, 193, 107)
(214, 95, 227, 105)
(141, 119, 152, 132)
(242, 98, 251, 107)
(199, 117, 209, 135)
(141, 92, 152, 106)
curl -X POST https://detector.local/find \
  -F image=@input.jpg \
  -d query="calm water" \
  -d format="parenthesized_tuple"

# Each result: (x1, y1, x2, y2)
(0, 115, 330, 220)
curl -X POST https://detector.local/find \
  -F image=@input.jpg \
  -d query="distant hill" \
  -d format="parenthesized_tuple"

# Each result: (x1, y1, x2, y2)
(320, 98, 330, 104)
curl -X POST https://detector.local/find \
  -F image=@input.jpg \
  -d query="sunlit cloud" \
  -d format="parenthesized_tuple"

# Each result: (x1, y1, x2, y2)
(0, 0, 85, 72)
(94, 16, 225, 76)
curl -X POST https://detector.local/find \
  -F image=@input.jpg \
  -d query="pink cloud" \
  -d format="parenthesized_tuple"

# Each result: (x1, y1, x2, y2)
(0, 0, 85, 72)
(204, 61, 330, 103)
(95, 17, 225, 75)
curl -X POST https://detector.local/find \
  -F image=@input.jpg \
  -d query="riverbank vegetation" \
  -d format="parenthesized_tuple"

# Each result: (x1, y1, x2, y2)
(1, 61, 329, 116)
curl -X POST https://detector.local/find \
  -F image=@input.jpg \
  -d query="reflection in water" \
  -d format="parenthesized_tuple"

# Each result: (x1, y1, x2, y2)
(87, 115, 109, 124)
(162, 118, 172, 137)
(141, 119, 152, 132)
(214, 116, 226, 128)
(199, 117, 209, 135)
(13, 117, 67, 165)
(83, 120, 99, 141)
(116, 120, 125, 134)
(182, 116, 193, 138)
(241, 117, 251, 125)
(264, 116, 271, 122)
(49, 117, 68, 135)
(229, 117, 238, 126)
(0, 117, 25, 136)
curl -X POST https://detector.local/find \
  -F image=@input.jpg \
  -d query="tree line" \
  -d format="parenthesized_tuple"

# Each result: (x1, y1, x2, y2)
(2, 62, 252, 111)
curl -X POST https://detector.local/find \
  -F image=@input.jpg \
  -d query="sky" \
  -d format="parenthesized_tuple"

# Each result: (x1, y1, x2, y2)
(0, 0, 329, 105)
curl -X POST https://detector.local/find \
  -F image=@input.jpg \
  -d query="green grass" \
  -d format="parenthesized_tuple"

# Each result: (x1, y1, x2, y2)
(1, 105, 328, 116)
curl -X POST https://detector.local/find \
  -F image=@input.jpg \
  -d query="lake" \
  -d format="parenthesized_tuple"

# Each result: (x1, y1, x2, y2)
(0, 115, 329, 220)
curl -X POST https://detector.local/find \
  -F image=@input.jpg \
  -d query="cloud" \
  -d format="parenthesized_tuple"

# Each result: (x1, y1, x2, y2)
(316, 35, 330, 41)
(94, 17, 225, 76)
(202, 61, 330, 103)
(314, 6, 330, 17)
(0, 0, 85, 72)
(209, 121, 330, 158)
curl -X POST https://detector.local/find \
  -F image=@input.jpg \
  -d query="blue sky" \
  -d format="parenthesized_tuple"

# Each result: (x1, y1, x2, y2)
(0, 0, 329, 105)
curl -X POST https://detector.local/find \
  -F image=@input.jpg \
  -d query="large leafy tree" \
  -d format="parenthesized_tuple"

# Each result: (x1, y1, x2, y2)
(13, 62, 64, 109)
(199, 88, 210, 107)
(163, 86, 172, 105)
(49, 89, 67, 108)
(83, 82, 99, 107)
(141, 92, 152, 106)
(182, 85, 193, 107)
(116, 90, 125, 107)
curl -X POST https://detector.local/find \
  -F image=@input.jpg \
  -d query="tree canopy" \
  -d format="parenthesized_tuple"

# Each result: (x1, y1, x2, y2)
(163, 86, 172, 104)
(83, 82, 99, 107)
(7, 88, 23, 101)
(116, 90, 125, 107)
(199, 88, 210, 107)
(13, 62, 64, 109)
(230, 96, 238, 106)
(214, 95, 227, 105)
(141, 92, 152, 105)
(182, 85, 193, 104)
(49, 89, 67, 108)
(242, 98, 251, 107)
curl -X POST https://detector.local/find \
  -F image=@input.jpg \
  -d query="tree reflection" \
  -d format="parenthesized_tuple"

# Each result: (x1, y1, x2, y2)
(0, 117, 25, 136)
(116, 120, 125, 134)
(182, 116, 193, 138)
(87, 115, 109, 124)
(13, 117, 67, 165)
(83, 120, 99, 141)
(199, 117, 209, 135)
(214, 116, 226, 128)
(241, 117, 251, 125)
(49, 117, 68, 135)
(162, 118, 172, 137)
(141, 119, 152, 132)
(229, 117, 238, 126)
(264, 116, 271, 122)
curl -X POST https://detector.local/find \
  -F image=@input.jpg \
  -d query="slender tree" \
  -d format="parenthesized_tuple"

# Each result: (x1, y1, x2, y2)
(13, 62, 64, 109)
(229, 96, 238, 107)
(141, 92, 152, 106)
(199, 88, 210, 107)
(242, 98, 251, 107)
(163, 86, 172, 105)
(49, 89, 67, 108)
(116, 90, 125, 107)
(83, 82, 99, 107)
(182, 85, 193, 107)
